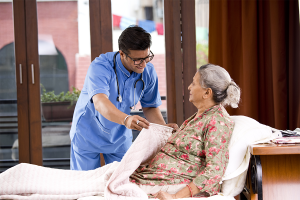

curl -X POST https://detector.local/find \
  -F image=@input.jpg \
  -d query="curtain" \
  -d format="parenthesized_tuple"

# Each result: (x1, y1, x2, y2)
(209, 0, 300, 130)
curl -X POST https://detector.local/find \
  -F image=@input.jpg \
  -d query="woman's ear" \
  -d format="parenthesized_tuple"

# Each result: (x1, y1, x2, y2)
(203, 88, 213, 99)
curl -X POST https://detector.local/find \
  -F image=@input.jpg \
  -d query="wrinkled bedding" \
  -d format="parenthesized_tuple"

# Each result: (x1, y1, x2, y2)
(0, 123, 173, 200)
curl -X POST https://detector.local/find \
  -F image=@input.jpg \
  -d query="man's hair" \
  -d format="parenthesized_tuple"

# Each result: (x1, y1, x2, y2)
(118, 25, 152, 55)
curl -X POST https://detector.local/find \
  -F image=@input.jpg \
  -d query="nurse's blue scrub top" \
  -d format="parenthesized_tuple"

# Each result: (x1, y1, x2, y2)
(70, 52, 162, 153)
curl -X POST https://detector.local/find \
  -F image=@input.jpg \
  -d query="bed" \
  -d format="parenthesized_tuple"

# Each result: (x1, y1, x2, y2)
(0, 116, 276, 200)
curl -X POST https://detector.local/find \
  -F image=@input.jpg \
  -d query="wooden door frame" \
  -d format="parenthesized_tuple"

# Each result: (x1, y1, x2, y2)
(13, 0, 31, 164)
(181, 0, 197, 119)
(89, 0, 113, 167)
(164, 0, 184, 125)
(89, 0, 113, 62)
(24, 0, 43, 166)
(12, 0, 43, 166)
(164, 0, 197, 124)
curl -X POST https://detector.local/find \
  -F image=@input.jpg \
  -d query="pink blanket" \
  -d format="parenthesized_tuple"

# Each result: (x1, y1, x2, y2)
(0, 123, 173, 200)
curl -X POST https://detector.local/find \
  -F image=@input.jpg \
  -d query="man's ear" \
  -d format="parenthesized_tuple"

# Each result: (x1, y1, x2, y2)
(119, 50, 126, 61)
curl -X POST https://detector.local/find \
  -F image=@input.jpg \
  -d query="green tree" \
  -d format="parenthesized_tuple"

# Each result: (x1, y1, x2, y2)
(196, 43, 208, 68)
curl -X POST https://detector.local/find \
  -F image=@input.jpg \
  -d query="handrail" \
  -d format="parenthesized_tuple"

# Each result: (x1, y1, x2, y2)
(0, 96, 167, 104)
(0, 100, 17, 104)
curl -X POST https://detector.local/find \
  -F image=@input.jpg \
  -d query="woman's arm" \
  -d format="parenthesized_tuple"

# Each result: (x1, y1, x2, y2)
(191, 116, 233, 195)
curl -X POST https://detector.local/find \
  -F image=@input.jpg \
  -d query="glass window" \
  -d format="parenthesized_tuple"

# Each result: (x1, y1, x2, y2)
(111, 0, 167, 141)
(36, 0, 89, 169)
(0, 0, 19, 172)
(195, 0, 209, 68)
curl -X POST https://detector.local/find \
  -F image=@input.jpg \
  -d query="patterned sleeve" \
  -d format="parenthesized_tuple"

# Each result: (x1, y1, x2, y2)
(193, 115, 233, 196)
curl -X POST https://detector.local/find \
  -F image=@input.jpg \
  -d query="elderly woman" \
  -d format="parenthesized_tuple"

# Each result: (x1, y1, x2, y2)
(130, 63, 241, 199)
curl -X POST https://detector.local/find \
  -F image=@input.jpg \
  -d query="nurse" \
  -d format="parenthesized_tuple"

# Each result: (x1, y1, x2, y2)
(70, 26, 178, 171)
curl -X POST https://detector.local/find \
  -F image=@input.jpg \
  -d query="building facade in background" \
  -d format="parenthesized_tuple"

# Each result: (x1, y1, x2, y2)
(0, 0, 209, 111)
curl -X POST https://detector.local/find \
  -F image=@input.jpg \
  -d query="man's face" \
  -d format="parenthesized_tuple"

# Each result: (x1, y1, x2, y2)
(119, 49, 150, 74)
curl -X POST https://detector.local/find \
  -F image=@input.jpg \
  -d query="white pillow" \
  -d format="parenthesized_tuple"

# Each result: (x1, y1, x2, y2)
(224, 115, 272, 177)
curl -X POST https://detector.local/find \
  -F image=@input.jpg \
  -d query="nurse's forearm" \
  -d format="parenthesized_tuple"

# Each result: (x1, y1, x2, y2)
(92, 93, 128, 125)
(92, 93, 150, 131)
(142, 107, 166, 125)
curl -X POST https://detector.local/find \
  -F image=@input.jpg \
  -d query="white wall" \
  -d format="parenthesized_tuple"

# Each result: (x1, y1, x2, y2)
(111, 0, 140, 18)
(78, 0, 165, 56)
(77, 0, 90, 56)
(112, 30, 165, 54)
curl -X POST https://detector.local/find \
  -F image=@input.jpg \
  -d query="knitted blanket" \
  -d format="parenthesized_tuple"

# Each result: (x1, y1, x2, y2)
(0, 123, 173, 200)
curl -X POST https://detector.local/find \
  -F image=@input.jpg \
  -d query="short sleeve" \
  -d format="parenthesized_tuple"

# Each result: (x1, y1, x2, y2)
(140, 65, 162, 108)
(192, 116, 233, 196)
(86, 60, 113, 101)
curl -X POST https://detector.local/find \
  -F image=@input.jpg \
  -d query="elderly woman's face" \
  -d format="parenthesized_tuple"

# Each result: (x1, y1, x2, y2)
(188, 72, 207, 104)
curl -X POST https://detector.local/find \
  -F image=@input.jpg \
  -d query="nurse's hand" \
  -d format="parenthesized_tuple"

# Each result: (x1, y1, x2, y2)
(125, 115, 149, 131)
(165, 123, 179, 133)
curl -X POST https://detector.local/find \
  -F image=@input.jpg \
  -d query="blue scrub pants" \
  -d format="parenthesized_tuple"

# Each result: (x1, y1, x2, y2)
(70, 143, 126, 171)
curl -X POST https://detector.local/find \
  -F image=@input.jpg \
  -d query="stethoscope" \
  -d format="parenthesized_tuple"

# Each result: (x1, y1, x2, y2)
(113, 52, 145, 110)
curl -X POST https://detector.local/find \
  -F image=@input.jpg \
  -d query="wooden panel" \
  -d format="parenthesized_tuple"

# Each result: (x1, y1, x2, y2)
(164, 0, 184, 125)
(89, 0, 100, 61)
(261, 155, 300, 199)
(99, 153, 105, 167)
(251, 144, 300, 155)
(24, 0, 43, 166)
(89, 0, 113, 61)
(13, 0, 31, 163)
(181, 0, 197, 119)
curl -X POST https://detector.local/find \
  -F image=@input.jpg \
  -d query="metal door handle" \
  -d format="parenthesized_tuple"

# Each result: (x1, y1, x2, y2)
(31, 64, 35, 84)
(19, 64, 22, 84)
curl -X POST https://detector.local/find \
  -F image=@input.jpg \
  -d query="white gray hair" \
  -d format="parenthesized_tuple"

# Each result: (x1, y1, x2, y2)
(198, 64, 241, 108)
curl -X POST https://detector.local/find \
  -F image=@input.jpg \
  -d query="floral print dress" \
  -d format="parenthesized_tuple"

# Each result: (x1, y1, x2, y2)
(129, 104, 235, 197)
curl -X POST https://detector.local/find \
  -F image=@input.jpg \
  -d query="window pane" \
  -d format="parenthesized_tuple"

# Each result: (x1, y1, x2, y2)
(111, 0, 167, 141)
(0, 0, 19, 173)
(195, 0, 209, 68)
(37, 0, 90, 169)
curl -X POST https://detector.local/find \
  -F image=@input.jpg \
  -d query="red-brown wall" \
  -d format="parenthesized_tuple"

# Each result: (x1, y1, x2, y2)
(0, 1, 167, 109)
(0, 1, 78, 90)
(0, 3, 14, 53)
(37, 1, 78, 89)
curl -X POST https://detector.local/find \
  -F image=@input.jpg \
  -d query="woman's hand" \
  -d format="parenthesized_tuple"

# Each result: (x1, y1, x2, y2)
(153, 191, 176, 200)
(165, 123, 179, 133)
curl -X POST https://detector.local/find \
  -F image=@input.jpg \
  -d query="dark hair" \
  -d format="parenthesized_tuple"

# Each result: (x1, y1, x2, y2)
(118, 25, 152, 55)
